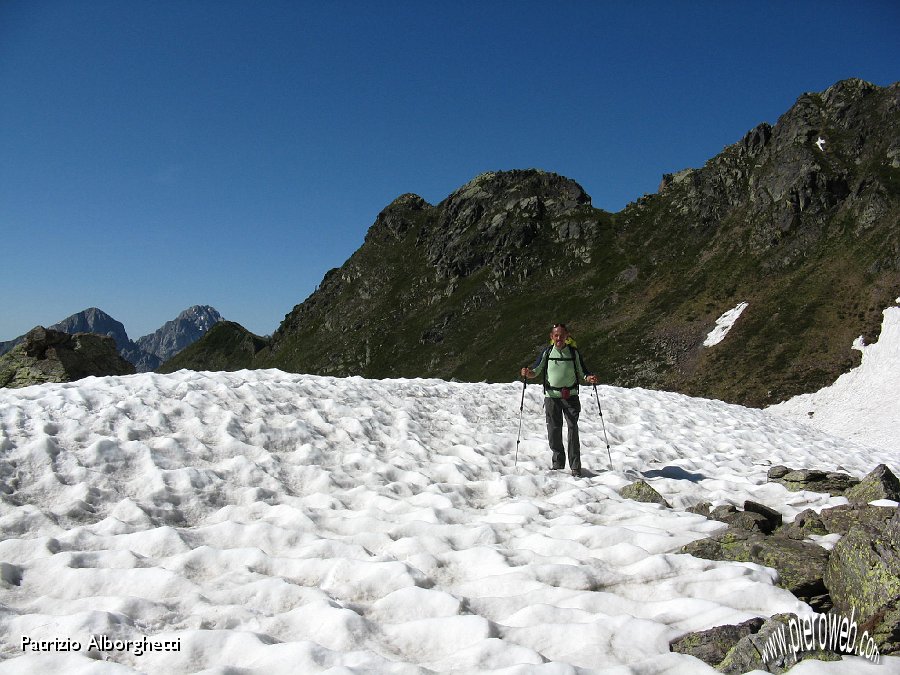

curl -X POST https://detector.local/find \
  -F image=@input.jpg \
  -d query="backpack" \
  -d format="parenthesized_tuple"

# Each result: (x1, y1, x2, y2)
(532, 341, 590, 396)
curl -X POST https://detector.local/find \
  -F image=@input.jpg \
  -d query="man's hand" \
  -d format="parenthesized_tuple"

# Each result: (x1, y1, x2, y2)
(521, 367, 535, 379)
(585, 374, 599, 385)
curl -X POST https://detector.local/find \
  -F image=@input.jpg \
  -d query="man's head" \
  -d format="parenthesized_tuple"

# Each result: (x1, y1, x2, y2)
(550, 323, 569, 349)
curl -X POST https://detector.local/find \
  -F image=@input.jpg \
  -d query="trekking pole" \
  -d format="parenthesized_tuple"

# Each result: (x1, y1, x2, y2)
(515, 376, 527, 466)
(593, 384, 614, 471)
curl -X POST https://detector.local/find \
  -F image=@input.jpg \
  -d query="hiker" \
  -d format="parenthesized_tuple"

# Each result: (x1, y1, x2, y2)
(521, 323, 599, 477)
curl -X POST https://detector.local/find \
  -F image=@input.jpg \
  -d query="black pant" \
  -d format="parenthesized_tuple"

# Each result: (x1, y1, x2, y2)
(545, 396, 581, 470)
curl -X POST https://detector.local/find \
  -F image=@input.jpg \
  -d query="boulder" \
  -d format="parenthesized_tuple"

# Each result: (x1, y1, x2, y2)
(716, 613, 840, 674)
(0, 327, 135, 388)
(767, 466, 858, 496)
(705, 502, 780, 534)
(823, 509, 900, 654)
(620, 480, 670, 507)
(744, 501, 783, 533)
(718, 510, 774, 534)
(686, 501, 712, 517)
(844, 464, 900, 504)
(818, 503, 897, 536)
(709, 504, 738, 521)
(670, 617, 764, 667)
(681, 528, 830, 609)
(779, 508, 827, 539)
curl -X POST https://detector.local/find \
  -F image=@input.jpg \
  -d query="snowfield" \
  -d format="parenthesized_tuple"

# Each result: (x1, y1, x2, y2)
(1, 313, 899, 673)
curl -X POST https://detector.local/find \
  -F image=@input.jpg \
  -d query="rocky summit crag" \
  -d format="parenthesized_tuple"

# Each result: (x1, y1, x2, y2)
(177, 79, 899, 406)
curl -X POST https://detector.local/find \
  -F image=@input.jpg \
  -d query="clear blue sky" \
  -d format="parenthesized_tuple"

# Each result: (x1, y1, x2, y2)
(2, 1, 898, 340)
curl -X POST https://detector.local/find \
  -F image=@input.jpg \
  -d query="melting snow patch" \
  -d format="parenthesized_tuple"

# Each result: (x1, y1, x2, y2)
(703, 301, 749, 347)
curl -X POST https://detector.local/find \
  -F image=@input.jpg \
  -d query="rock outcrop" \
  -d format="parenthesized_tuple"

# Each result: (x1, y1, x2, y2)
(682, 527, 831, 610)
(0, 327, 136, 388)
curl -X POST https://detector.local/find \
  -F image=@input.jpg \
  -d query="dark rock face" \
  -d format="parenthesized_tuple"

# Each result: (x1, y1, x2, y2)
(422, 170, 593, 280)
(0, 327, 136, 388)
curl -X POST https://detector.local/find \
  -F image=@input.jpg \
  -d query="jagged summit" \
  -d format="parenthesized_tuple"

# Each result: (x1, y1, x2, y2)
(443, 169, 591, 208)
(136, 305, 223, 364)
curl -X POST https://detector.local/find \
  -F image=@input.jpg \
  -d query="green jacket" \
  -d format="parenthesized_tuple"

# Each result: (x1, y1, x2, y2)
(531, 345, 591, 398)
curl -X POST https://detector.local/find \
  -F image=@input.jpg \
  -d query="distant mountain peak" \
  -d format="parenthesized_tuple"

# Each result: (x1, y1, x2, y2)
(136, 306, 223, 363)
(173, 305, 223, 330)
(2, 305, 224, 373)
(50, 307, 131, 347)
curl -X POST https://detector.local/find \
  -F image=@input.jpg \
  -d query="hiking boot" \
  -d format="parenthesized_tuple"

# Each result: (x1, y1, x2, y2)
(571, 468, 582, 477)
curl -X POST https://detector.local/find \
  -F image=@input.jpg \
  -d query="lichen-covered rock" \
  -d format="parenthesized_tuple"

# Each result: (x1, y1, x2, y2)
(716, 613, 840, 674)
(0, 327, 135, 388)
(767, 465, 791, 480)
(779, 508, 827, 539)
(620, 480, 670, 507)
(823, 510, 900, 654)
(681, 528, 829, 607)
(767, 466, 859, 496)
(844, 464, 900, 504)
(818, 503, 897, 536)
(704, 502, 781, 534)
(710, 504, 738, 521)
(670, 617, 764, 667)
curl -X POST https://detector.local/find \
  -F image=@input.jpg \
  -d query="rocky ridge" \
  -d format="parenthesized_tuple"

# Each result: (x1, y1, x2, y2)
(180, 78, 900, 408)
